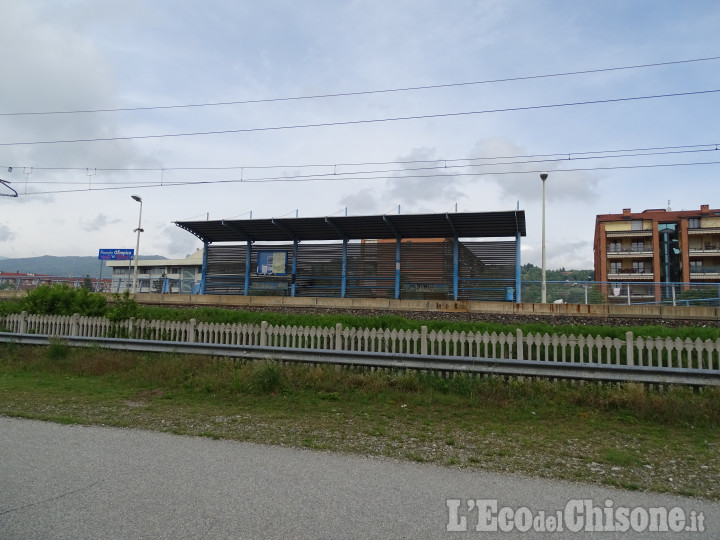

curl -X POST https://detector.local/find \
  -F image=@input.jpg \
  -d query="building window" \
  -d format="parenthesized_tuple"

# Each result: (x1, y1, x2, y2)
(688, 218, 701, 229)
(690, 260, 703, 270)
(632, 261, 646, 273)
(610, 261, 621, 274)
(631, 241, 645, 252)
(609, 241, 622, 252)
(631, 220, 643, 231)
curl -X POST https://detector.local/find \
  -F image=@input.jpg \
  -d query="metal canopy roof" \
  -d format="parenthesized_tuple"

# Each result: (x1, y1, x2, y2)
(175, 210, 526, 244)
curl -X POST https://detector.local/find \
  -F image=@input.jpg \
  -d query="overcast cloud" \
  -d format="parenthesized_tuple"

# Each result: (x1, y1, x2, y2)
(1, 1, 719, 268)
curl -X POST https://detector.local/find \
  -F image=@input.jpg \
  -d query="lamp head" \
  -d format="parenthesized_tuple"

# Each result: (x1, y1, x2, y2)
(540, 173, 548, 181)
(131, 195, 142, 202)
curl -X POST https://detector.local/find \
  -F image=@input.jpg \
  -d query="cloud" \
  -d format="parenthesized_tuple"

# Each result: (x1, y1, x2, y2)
(468, 139, 600, 203)
(161, 225, 202, 259)
(385, 147, 466, 206)
(0, 224, 15, 243)
(0, 3, 161, 171)
(544, 239, 594, 270)
(80, 213, 121, 232)
(339, 188, 379, 215)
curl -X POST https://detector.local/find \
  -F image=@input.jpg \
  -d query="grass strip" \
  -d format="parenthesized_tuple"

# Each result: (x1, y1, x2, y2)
(1, 342, 719, 499)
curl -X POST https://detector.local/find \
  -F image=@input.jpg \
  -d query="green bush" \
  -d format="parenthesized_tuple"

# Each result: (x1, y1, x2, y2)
(107, 291, 140, 321)
(21, 284, 107, 316)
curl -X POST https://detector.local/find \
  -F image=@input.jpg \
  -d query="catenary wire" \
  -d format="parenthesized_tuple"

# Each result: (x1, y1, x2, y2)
(17, 159, 720, 195)
(12, 146, 720, 186)
(4, 143, 719, 173)
(2, 55, 718, 116)
(1, 89, 719, 146)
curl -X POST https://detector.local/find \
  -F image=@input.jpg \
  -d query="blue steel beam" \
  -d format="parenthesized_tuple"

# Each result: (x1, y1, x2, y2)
(514, 209, 521, 303)
(200, 242, 208, 294)
(446, 214, 459, 300)
(515, 231, 522, 303)
(273, 219, 300, 297)
(383, 216, 401, 299)
(325, 218, 349, 297)
(291, 241, 298, 297)
(244, 241, 252, 296)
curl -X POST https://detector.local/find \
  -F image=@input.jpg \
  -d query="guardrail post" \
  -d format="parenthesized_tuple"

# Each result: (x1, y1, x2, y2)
(19, 311, 28, 334)
(516, 329, 523, 360)
(335, 323, 343, 350)
(71, 313, 80, 337)
(260, 321, 268, 347)
(421, 325, 428, 355)
(188, 318, 196, 343)
(626, 331, 634, 366)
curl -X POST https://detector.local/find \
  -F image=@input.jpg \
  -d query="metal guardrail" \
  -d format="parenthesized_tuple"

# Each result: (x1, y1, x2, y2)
(2, 333, 717, 387)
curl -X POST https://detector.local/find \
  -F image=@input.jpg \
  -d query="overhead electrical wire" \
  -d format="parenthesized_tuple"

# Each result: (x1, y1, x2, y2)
(2, 89, 719, 147)
(2, 55, 719, 117)
(14, 147, 720, 186)
(15, 159, 720, 196)
(5, 142, 719, 173)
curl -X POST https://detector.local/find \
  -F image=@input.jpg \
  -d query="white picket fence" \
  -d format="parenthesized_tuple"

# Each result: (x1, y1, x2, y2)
(2, 311, 719, 371)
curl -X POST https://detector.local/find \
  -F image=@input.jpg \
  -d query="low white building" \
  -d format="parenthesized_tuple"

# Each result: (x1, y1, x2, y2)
(106, 249, 203, 294)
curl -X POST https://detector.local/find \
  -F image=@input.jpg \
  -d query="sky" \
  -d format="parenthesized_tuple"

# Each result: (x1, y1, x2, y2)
(1, 0, 719, 269)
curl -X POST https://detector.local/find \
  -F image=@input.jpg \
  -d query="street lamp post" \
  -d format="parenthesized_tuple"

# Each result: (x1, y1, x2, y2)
(540, 173, 548, 303)
(131, 195, 143, 294)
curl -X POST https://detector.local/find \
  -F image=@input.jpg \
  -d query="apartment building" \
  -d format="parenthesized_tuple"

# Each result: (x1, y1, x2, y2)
(594, 204, 720, 301)
(105, 249, 203, 293)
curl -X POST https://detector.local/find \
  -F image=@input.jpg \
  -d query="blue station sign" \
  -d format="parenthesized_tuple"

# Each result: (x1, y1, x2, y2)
(98, 248, 134, 261)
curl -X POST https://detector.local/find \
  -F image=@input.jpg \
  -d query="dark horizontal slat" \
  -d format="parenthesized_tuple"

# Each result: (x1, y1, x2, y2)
(176, 211, 526, 243)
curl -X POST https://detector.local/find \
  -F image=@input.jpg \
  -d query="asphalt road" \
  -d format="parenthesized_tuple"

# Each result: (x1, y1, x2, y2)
(1, 417, 717, 539)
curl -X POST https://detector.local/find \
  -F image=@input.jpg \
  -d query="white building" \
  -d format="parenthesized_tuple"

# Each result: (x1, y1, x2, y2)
(106, 249, 203, 294)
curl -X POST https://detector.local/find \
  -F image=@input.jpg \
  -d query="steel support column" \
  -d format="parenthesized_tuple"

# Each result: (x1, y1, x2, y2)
(452, 237, 459, 300)
(395, 237, 401, 299)
(446, 214, 459, 301)
(200, 242, 208, 295)
(291, 240, 298, 297)
(244, 241, 252, 296)
(341, 238, 348, 297)
(515, 231, 522, 303)
(382, 215, 402, 300)
(325, 217, 349, 299)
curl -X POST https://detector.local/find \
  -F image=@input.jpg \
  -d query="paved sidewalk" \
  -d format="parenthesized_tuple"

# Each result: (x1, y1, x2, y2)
(1, 417, 717, 539)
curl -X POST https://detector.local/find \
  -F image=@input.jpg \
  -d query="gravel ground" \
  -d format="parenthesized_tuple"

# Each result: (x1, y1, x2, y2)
(216, 304, 720, 329)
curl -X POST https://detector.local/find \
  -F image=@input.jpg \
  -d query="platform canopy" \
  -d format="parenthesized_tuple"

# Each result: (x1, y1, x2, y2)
(175, 210, 526, 243)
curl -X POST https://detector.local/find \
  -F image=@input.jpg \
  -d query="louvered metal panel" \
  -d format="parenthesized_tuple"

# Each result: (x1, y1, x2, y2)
(346, 242, 396, 298)
(294, 243, 343, 297)
(204, 240, 517, 300)
(204, 244, 247, 294)
(458, 241, 516, 301)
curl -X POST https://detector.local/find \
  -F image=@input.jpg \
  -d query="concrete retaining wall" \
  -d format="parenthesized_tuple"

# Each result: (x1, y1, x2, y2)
(1, 290, 718, 321)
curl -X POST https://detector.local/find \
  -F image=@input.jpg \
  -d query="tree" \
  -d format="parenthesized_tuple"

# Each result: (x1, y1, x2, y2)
(82, 275, 93, 291)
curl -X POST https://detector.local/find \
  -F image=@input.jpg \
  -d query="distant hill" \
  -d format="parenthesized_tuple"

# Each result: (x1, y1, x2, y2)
(0, 255, 165, 278)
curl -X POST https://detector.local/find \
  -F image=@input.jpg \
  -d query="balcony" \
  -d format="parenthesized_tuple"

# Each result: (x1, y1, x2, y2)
(687, 226, 720, 235)
(607, 271, 654, 280)
(690, 265, 720, 280)
(606, 230, 652, 238)
(606, 248, 653, 259)
(689, 243, 720, 256)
